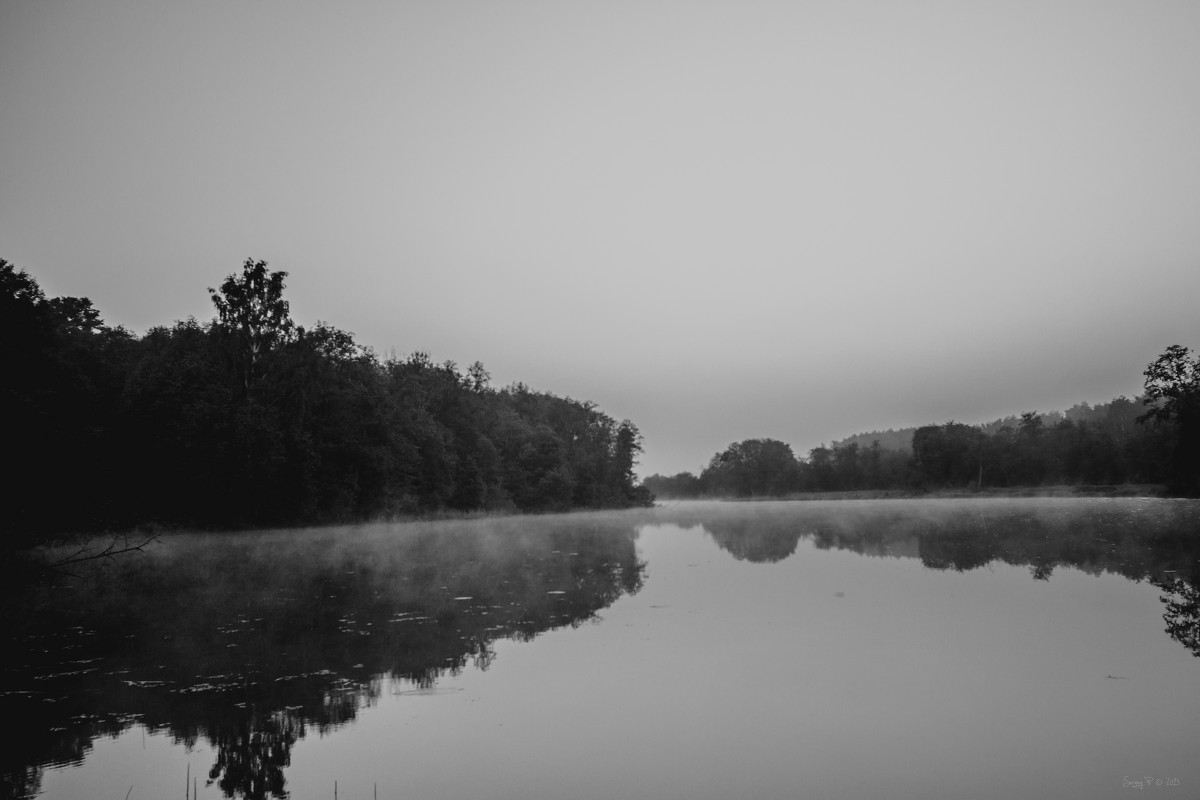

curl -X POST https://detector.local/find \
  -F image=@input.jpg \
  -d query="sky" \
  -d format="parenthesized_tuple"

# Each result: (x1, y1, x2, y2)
(2, 0, 1199, 477)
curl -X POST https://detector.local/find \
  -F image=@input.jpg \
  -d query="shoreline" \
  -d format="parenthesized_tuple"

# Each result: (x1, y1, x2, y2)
(653, 484, 1171, 503)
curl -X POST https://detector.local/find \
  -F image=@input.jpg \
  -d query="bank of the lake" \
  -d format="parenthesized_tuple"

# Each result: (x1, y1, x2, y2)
(658, 482, 1170, 503)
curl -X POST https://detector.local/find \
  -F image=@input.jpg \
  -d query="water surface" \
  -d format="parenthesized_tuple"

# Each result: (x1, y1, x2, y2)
(7, 498, 1199, 799)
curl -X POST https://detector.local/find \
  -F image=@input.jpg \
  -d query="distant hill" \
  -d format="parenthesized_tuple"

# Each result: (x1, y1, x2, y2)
(830, 428, 914, 452)
(831, 396, 1146, 454)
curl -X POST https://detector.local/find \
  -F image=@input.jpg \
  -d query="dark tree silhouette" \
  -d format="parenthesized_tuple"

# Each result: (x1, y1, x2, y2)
(701, 439, 801, 496)
(2, 257, 652, 545)
(1139, 345, 1200, 495)
(209, 258, 296, 398)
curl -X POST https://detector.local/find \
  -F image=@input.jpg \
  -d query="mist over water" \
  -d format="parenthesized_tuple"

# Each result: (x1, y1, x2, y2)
(8, 498, 1200, 799)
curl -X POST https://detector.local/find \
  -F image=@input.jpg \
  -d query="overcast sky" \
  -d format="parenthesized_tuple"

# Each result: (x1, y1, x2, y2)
(2, 0, 1198, 477)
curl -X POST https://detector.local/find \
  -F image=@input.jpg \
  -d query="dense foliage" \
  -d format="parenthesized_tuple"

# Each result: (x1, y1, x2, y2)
(2, 258, 650, 545)
(645, 347, 1196, 498)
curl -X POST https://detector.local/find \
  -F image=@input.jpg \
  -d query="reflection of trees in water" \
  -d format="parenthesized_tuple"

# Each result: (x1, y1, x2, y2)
(703, 517, 802, 563)
(916, 533, 999, 573)
(7, 500, 1198, 798)
(2, 514, 645, 799)
(656, 499, 1200, 657)
(1156, 577, 1200, 658)
(207, 709, 301, 800)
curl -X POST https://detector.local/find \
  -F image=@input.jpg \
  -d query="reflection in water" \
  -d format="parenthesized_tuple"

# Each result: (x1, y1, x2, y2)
(1160, 577, 1200, 656)
(206, 709, 300, 799)
(702, 515, 802, 563)
(664, 499, 1200, 658)
(6, 499, 1199, 799)
(1, 514, 646, 799)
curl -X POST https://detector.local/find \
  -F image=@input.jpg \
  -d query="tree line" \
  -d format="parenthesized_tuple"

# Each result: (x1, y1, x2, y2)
(2, 258, 651, 549)
(645, 346, 1200, 498)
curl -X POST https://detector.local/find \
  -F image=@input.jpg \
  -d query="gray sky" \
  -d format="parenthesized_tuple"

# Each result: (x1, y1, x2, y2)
(3, 0, 1198, 477)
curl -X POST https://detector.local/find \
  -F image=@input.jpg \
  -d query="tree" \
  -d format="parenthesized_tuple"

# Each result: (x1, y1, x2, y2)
(209, 259, 296, 397)
(1141, 345, 1200, 425)
(912, 422, 987, 488)
(832, 442, 863, 490)
(642, 472, 702, 499)
(1139, 345, 1200, 495)
(805, 445, 835, 491)
(701, 439, 800, 496)
(1, 260, 141, 542)
(467, 361, 491, 393)
(614, 420, 649, 504)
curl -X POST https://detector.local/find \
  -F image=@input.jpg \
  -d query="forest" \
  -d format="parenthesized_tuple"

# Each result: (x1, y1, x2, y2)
(5, 255, 1197, 555)
(1, 258, 651, 551)
(646, 346, 1200, 499)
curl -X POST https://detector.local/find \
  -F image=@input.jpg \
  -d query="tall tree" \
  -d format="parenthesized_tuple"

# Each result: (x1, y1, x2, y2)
(614, 420, 647, 503)
(209, 258, 296, 397)
(1139, 345, 1200, 495)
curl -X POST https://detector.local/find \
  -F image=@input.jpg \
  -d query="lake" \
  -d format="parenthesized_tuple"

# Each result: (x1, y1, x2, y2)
(5, 498, 1199, 799)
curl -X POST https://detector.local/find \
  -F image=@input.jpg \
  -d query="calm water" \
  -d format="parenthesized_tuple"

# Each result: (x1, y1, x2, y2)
(5, 498, 1200, 799)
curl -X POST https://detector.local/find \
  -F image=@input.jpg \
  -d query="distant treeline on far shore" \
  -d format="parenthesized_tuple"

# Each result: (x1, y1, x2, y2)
(2, 258, 651, 550)
(646, 346, 1200, 499)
